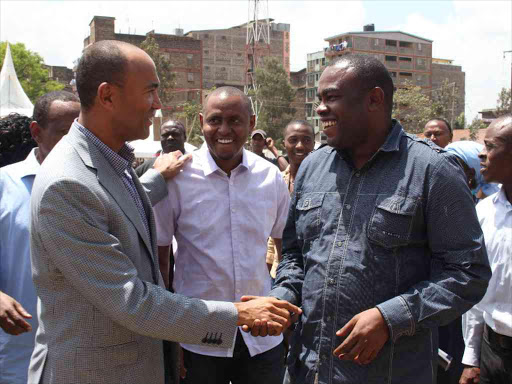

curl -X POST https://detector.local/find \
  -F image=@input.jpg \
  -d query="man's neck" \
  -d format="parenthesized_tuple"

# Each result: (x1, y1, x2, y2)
(78, 114, 124, 152)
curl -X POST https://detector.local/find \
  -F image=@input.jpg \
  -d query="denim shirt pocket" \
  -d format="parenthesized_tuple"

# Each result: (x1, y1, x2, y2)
(368, 194, 418, 248)
(296, 192, 325, 241)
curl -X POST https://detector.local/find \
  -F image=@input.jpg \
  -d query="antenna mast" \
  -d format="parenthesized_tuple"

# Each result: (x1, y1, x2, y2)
(245, 0, 271, 126)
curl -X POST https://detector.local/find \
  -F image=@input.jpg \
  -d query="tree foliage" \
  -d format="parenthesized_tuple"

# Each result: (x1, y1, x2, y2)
(454, 112, 466, 130)
(392, 80, 433, 133)
(468, 116, 486, 141)
(0, 42, 64, 102)
(249, 57, 296, 148)
(495, 87, 511, 116)
(176, 99, 203, 147)
(431, 79, 462, 126)
(140, 35, 175, 108)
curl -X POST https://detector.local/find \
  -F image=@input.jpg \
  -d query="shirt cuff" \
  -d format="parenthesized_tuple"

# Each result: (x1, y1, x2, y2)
(376, 296, 415, 342)
(462, 346, 480, 367)
(269, 287, 298, 306)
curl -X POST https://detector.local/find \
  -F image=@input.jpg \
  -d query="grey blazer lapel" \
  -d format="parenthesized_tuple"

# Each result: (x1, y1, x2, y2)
(68, 127, 157, 275)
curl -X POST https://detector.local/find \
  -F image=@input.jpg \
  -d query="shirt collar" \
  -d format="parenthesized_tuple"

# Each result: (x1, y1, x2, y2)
(73, 120, 135, 175)
(18, 147, 41, 178)
(200, 145, 249, 177)
(493, 185, 512, 209)
(379, 119, 404, 153)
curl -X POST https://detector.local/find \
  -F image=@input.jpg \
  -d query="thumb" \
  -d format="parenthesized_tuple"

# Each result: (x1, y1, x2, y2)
(179, 153, 192, 163)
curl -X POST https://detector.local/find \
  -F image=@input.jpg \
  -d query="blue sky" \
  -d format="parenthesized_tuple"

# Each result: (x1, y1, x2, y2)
(1, 0, 510, 120)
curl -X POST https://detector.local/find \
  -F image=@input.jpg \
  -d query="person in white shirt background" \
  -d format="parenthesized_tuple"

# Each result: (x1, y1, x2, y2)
(460, 114, 512, 384)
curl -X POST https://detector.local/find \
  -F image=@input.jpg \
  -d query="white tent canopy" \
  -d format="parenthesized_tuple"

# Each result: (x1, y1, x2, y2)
(0, 43, 34, 117)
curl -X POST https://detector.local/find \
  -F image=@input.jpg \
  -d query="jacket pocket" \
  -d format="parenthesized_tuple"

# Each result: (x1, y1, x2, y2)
(296, 192, 324, 240)
(368, 195, 418, 248)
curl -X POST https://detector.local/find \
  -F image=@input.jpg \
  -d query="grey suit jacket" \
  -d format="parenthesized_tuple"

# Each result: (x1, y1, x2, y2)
(29, 126, 238, 384)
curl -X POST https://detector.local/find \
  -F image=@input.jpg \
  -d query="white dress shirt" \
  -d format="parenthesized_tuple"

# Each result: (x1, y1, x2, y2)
(154, 146, 290, 357)
(462, 186, 512, 366)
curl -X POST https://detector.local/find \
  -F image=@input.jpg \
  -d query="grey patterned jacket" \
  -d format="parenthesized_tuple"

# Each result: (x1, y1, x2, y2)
(29, 125, 238, 384)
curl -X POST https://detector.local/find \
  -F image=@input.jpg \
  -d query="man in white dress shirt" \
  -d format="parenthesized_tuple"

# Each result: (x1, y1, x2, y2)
(460, 114, 512, 384)
(154, 86, 291, 384)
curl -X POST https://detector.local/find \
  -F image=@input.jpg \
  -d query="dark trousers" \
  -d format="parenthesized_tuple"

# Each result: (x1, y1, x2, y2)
(181, 332, 285, 384)
(479, 325, 512, 384)
(437, 317, 465, 384)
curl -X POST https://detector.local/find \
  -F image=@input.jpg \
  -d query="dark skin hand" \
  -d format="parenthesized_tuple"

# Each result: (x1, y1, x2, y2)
(236, 295, 301, 337)
(0, 291, 32, 335)
(459, 366, 480, 384)
(333, 308, 389, 365)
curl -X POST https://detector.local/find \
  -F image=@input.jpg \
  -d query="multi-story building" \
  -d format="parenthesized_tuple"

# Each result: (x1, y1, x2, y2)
(305, 50, 327, 141)
(432, 58, 466, 122)
(185, 21, 290, 90)
(290, 68, 306, 121)
(84, 16, 203, 124)
(324, 24, 433, 90)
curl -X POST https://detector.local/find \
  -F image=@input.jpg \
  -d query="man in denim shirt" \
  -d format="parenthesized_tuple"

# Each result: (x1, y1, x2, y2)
(267, 55, 491, 384)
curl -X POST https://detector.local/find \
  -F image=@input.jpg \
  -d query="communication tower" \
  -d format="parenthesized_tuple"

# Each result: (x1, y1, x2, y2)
(245, 0, 271, 124)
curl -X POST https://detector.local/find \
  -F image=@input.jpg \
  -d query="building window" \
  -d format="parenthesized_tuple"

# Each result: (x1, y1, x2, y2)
(237, 53, 242, 57)
(399, 57, 412, 62)
(418, 43, 422, 51)
(399, 41, 412, 48)
(385, 55, 397, 61)
(316, 59, 319, 64)
(204, 33, 209, 39)
(399, 72, 412, 77)
(205, 66, 210, 70)
(374, 39, 379, 46)
(187, 72, 194, 82)
(204, 50, 209, 55)
(221, 35, 227, 40)
(322, 58, 326, 66)
(315, 73, 319, 81)
(187, 54, 193, 66)
(221, 67, 226, 71)
(390, 72, 397, 78)
(385, 40, 397, 47)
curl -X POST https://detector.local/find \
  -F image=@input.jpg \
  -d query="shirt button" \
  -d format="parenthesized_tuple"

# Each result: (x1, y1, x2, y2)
(345, 204, 351, 210)
(232, 208, 236, 213)
(336, 241, 343, 247)
(355, 172, 360, 177)
(328, 278, 336, 285)
(326, 316, 332, 322)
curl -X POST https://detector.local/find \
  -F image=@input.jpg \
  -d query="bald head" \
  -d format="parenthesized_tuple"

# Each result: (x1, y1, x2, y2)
(492, 114, 512, 143)
(204, 87, 253, 116)
(76, 40, 147, 110)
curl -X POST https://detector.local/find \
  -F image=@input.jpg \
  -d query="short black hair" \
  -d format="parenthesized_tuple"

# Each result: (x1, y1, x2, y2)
(425, 117, 453, 136)
(76, 40, 130, 110)
(284, 120, 315, 137)
(161, 120, 186, 138)
(204, 86, 253, 116)
(328, 54, 394, 115)
(32, 91, 80, 129)
(0, 113, 36, 167)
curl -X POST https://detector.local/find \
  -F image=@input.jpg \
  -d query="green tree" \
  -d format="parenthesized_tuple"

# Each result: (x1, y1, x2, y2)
(468, 116, 486, 141)
(0, 42, 64, 102)
(454, 112, 466, 130)
(249, 57, 296, 148)
(140, 35, 175, 108)
(392, 80, 434, 133)
(431, 79, 462, 127)
(176, 99, 203, 147)
(495, 87, 511, 116)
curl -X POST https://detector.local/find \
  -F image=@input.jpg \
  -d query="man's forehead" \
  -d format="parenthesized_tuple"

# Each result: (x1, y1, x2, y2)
(205, 95, 247, 114)
(487, 117, 512, 141)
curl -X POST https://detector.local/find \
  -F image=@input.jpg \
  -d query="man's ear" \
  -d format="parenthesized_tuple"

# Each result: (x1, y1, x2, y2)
(29, 121, 43, 145)
(368, 87, 385, 112)
(97, 82, 117, 111)
(249, 115, 256, 131)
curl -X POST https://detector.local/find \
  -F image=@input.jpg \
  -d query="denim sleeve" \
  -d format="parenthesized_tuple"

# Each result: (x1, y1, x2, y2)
(377, 154, 491, 342)
(269, 188, 304, 307)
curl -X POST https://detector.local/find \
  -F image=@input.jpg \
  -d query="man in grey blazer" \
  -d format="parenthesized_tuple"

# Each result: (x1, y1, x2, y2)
(29, 40, 300, 384)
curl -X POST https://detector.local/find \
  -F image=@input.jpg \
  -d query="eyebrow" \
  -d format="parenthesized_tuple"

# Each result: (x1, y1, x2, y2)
(316, 87, 340, 99)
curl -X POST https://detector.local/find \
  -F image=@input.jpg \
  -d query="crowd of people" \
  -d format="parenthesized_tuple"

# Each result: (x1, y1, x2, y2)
(0, 40, 510, 384)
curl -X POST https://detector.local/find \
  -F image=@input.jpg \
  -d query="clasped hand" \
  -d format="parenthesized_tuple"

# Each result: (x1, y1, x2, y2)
(234, 295, 301, 337)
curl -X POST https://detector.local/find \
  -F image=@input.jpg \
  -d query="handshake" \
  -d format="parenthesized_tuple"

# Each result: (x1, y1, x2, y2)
(234, 295, 302, 337)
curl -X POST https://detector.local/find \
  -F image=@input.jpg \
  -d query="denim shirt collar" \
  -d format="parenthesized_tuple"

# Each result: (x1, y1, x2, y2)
(378, 119, 404, 153)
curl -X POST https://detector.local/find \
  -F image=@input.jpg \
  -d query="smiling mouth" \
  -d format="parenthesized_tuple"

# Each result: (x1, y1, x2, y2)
(322, 120, 337, 128)
(217, 139, 233, 144)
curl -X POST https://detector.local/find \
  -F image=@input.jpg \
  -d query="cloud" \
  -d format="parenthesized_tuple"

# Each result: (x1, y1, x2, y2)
(390, 1, 511, 120)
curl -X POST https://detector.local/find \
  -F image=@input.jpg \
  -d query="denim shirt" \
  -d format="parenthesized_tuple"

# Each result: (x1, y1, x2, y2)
(270, 121, 491, 384)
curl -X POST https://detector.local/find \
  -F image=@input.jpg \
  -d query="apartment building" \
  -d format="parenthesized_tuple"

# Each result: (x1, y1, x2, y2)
(305, 50, 327, 141)
(84, 16, 203, 115)
(185, 21, 290, 90)
(432, 58, 466, 120)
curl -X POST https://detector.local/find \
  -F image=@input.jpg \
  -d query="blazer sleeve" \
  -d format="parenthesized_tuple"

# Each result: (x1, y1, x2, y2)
(33, 176, 238, 347)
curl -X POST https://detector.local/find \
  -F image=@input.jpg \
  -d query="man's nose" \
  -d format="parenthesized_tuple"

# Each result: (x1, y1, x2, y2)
(153, 91, 163, 110)
(316, 102, 327, 115)
(296, 140, 305, 150)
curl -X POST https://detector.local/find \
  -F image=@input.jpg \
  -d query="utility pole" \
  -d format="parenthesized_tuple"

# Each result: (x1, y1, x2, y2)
(245, 0, 270, 127)
(504, 50, 512, 112)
